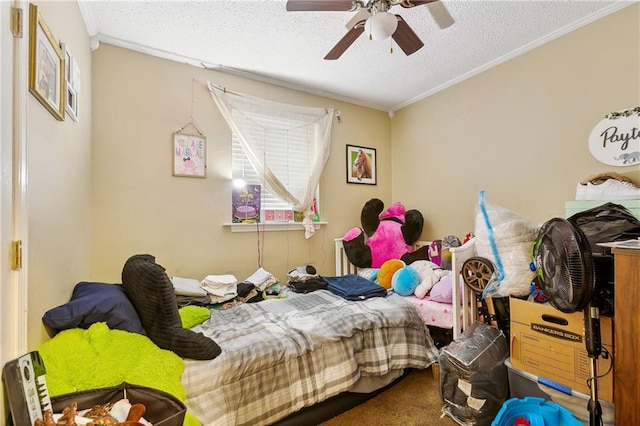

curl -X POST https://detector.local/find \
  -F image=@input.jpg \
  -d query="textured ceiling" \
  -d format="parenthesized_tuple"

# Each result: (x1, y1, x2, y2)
(78, 0, 634, 112)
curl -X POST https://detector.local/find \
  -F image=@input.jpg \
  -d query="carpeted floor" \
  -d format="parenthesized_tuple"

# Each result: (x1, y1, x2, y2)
(319, 366, 458, 426)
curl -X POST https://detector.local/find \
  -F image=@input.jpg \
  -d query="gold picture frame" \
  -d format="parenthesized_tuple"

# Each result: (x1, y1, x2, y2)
(28, 3, 65, 121)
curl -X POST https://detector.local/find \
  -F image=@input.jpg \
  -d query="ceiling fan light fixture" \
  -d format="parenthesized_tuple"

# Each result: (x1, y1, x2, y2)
(364, 12, 398, 41)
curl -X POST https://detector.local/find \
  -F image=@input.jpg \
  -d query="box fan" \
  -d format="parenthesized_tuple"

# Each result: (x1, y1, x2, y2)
(533, 217, 605, 426)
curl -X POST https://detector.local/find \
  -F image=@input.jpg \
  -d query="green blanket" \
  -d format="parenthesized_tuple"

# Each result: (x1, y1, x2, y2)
(38, 322, 200, 426)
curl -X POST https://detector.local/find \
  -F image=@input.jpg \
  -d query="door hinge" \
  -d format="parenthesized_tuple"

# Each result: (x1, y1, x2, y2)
(11, 7, 23, 38)
(11, 240, 22, 270)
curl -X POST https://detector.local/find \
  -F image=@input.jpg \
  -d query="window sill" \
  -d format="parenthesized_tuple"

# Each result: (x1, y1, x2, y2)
(223, 221, 328, 233)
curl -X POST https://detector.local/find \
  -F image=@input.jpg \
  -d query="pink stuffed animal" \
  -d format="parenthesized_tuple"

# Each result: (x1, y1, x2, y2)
(343, 198, 429, 268)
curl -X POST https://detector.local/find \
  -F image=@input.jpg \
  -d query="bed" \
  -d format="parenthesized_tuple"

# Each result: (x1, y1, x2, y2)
(181, 289, 438, 426)
(30, 254, 441, 426)
(335, 237, 479, 340)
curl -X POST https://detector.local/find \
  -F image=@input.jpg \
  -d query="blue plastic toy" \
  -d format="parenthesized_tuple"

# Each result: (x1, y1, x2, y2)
(492, 397, 582, 426)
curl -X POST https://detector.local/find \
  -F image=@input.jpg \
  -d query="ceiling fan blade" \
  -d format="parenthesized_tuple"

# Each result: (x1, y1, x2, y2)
(325, 21, 366, 60)
(392, 15, 424, 56)
(426, 1, 455, 29)
(398, 0, 439, 8)
(286, 0, 356, 12)
(398, 1, 455, 30)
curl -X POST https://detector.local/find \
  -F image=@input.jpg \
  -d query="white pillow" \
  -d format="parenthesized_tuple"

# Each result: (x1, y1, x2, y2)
(171, 276, 207, 297)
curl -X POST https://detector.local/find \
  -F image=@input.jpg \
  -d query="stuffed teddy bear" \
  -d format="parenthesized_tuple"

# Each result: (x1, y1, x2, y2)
(342, 198, 430, 269)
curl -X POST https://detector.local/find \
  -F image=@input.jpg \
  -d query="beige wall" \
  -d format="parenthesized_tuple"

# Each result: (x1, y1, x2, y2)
(90, 45, 392, 284)
(392, 4, 639, 240)
(27, 1, 93, 349)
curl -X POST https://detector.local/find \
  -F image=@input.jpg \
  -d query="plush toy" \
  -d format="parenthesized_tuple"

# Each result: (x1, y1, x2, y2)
(343, 198, 430, 269)
(391, 266, 420, 296)
(378, 259, 406, 289)
(411, 260, 450, 298)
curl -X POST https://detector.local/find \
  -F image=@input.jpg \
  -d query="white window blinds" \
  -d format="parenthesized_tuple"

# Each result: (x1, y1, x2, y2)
(231, 117, 316, 211)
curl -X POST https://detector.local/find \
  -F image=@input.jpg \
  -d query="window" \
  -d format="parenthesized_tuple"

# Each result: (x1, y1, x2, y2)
(231, 114, 319, 217)
(208, 82, 333, 236)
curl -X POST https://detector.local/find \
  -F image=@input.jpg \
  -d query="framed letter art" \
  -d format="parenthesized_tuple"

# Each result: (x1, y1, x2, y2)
(28, 4, 65, 121)
(173, 132, 206, 177)
(346, 145, 376, 185)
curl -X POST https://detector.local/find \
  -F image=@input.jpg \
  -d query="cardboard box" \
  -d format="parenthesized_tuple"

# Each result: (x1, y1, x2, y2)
(509, 297, 614, 402)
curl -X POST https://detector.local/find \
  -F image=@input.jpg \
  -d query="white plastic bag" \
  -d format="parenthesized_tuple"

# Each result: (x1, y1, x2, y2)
(474, 191, 538, 298)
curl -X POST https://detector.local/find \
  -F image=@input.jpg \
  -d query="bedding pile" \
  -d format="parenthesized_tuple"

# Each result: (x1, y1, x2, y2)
(183, 289, 438, 426)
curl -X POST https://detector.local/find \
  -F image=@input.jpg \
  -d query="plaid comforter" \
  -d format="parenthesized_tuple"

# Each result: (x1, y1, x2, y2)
(182, 289, 439, 426)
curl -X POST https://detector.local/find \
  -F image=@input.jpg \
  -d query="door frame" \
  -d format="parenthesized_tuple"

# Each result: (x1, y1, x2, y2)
(1, 1, 29, 421)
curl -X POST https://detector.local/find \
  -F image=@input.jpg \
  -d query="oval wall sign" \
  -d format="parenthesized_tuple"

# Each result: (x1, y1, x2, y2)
(588, 107, 640, 166)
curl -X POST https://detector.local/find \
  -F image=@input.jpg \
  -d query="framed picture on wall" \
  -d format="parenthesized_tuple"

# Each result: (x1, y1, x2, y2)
(346, 144, 376, 185)
(60, 43, 80, 122)
(173, 132, 206, 177)
(28, 3, 65, 121)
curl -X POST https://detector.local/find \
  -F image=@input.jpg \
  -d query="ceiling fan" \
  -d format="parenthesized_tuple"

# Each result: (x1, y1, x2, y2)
(286, 0, 454, 60)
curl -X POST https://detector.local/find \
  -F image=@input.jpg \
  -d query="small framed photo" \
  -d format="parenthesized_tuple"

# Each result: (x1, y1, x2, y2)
(61, 43, 80, 122)
(28, 4, 65, 121)
(173, 132, 206, 177)
(346, 145, 376, 185)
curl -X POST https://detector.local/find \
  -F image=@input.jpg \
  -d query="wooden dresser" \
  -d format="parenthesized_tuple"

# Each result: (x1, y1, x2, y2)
(612, 248, 640, 424)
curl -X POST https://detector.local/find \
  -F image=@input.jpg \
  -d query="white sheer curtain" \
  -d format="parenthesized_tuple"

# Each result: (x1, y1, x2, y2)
(208, 82, 334, 238)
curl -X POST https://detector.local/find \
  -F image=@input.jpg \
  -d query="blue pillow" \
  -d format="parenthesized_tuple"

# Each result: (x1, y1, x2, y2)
(42, 282, 146, 335)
